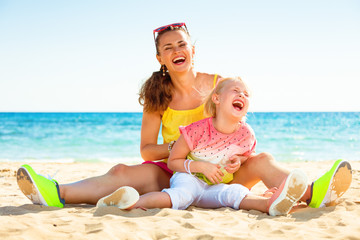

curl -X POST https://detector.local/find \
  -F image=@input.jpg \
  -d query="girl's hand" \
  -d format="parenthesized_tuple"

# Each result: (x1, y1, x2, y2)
(224, 155, 245, 174)
(200, 162, 224, 184)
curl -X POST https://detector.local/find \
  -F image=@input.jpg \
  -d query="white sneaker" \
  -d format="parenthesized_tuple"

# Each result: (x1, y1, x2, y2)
(96, 186, 139, 210)
(268, 169, 308, 216)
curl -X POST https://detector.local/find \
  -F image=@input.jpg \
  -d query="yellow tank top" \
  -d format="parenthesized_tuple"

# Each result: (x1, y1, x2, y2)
(161, 74, 218, 144)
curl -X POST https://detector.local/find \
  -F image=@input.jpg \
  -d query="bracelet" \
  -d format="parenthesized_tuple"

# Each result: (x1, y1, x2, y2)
(184, 159, 193, 174)
(168, 140, 176, 152)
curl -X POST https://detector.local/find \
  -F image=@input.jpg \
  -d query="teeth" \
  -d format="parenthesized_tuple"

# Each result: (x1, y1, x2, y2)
(173, 57, 185, 62)
(234, 101, 243, 107)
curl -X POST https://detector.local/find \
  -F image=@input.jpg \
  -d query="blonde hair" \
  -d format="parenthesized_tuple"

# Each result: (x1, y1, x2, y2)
(204, 77, 250, 118)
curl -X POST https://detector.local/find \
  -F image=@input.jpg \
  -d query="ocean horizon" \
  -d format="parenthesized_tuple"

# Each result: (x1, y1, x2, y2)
(0, 112, 359, 164)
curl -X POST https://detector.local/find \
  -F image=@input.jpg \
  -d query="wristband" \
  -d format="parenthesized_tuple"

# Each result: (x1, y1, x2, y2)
(168, 140, 176, 152)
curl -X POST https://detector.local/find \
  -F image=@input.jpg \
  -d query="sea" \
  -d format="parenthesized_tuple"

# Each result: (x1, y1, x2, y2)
(0, 112, 359, 164)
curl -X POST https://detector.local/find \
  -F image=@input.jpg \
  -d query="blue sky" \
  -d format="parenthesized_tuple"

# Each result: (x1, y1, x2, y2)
(0, 0, 359, 112)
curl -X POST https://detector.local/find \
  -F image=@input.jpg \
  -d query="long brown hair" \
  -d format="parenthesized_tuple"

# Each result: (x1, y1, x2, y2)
(138, 26, 191, 113)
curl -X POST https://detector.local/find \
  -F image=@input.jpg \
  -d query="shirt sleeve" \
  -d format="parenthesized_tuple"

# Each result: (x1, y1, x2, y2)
(179, 118, 208, 152)
(179, 124, 195, 151)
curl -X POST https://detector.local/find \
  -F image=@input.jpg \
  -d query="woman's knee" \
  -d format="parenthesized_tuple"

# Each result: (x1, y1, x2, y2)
(248, 152, 275, 167)
(106, 163, 129, 177)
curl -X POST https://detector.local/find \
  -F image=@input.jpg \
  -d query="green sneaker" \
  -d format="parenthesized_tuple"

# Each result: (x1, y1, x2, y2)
(16, 164, 65, 208)
(308, 159, 352, 208)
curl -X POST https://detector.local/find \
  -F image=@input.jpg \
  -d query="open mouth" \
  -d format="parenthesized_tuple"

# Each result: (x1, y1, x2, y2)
(232, 100, 244, 111)
(172, 56, 186, 65)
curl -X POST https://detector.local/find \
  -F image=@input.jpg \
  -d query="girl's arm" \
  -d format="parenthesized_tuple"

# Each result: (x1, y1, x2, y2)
(140, 110, 170, 161)
(168, 135, 224, 184)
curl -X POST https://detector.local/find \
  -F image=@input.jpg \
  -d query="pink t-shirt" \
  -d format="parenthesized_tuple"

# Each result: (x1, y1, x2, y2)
(179, 117, 256, 173)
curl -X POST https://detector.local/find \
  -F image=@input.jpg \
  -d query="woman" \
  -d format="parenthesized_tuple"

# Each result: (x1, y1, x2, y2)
(17, 23, 352, 209)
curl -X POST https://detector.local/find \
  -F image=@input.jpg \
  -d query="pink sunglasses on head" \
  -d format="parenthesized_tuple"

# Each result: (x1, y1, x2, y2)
(153, 22, 189, 42)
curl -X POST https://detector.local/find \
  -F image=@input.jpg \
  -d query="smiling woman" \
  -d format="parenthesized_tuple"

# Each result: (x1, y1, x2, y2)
(139, 23, 197, 113)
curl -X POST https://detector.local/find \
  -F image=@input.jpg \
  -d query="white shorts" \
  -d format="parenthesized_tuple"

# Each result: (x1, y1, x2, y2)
(162, 172, 250, 210)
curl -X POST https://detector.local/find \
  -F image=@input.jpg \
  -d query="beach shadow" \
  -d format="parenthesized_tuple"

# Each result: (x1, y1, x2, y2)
(1, 203, 338, 221)
(94, 205, 248, 218)
(93, 204, 335, 220)
(0, 204, 62, 216)
(187, 204, 332, 222)
(0, 203, 94, 216)
(93, 206, 163, 217)
(249, 205, 332, 222)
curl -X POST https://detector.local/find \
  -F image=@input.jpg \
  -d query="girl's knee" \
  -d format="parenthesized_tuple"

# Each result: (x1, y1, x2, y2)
(165, 188, 195, 210)
(221, 184, 250, 209)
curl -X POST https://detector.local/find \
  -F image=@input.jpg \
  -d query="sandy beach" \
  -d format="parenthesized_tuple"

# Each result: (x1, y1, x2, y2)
(0, 160, 359, 240)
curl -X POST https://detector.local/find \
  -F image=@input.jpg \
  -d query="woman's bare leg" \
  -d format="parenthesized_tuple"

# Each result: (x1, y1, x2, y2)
(231, 152, 311, 202)
(60, 163, 171, 205)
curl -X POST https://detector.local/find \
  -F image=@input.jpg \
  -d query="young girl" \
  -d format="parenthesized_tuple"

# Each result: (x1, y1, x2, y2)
(97, 77, 308, 216)
(17, 23, 351, 210)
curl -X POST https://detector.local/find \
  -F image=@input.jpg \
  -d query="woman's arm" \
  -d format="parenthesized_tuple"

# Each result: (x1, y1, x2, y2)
(167, 135, 191, 172)
(168, 135, 224, 184)
(140, 110, 170, 161)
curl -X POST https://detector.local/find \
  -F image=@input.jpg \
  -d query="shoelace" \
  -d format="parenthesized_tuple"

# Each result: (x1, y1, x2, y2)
(39, 169, 59, 181)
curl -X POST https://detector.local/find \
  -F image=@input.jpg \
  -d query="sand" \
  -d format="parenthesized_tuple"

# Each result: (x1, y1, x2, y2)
(0, 160, 359, 240)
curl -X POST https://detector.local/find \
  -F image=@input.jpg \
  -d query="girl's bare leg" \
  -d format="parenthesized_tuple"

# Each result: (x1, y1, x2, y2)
(231, 152, 311, 202)
(239, 194, 269, 213)
(132, 192, 172, 209)
(60, 163, 171, 205)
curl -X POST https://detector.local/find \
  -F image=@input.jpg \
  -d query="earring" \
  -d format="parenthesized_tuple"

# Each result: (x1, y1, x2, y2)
(162, 65, 166, 77)
(192, 59, 194, 67)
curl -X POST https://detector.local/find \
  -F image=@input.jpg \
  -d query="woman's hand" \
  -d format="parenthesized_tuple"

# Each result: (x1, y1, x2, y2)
(200, 162, 224, 184)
